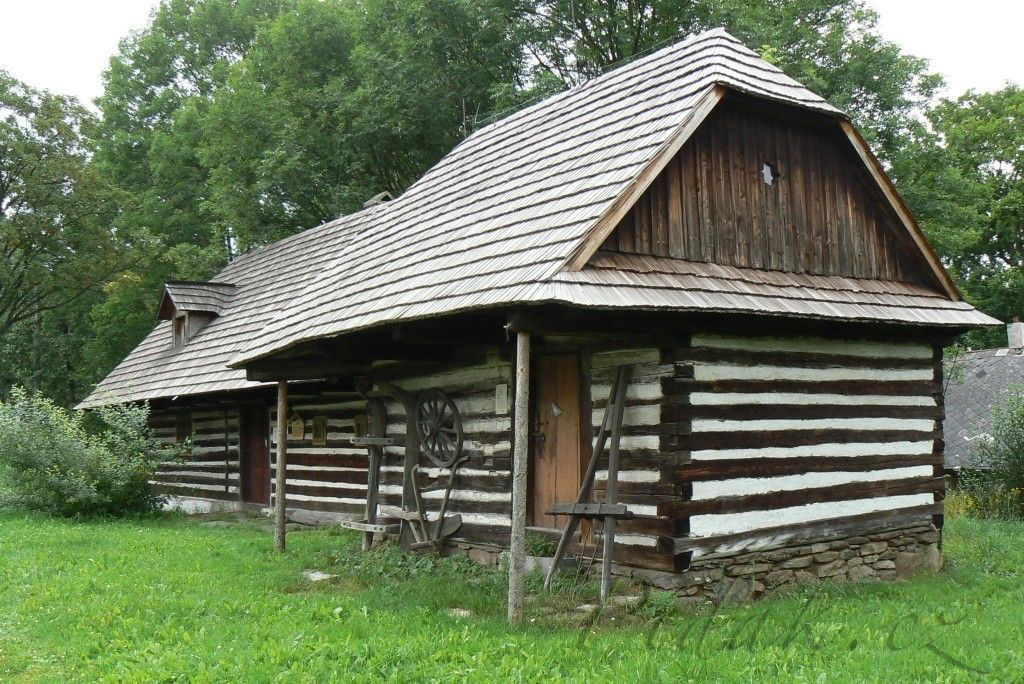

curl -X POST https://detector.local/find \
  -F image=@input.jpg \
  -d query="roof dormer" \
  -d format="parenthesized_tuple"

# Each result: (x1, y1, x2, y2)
(157, 281, 236, 347)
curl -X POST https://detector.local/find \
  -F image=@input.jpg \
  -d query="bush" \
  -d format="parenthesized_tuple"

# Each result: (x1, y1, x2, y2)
(0, 388, 173, 516)
(959, 390, 1024, 519)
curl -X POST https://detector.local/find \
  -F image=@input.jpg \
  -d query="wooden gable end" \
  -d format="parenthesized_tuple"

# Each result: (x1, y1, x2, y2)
(599, 100, 934, 285)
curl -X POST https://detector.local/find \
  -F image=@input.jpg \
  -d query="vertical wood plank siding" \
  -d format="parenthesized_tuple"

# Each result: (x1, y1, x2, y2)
(151, 410, 240, 501)
(668, 333, 943, 561)
(602, 105, 930, 284)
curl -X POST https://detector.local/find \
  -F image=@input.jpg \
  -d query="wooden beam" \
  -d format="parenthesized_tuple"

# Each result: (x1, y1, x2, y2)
(564, 85, 726, 271)
(363, 398, 387, 551)
(246, 359, 365, 382)
(275, 380, 288, 553)
(508, 330, 531, 624)
(505, 309, 688, 339)
(309, 338, 456, 363)
(547, 503, 632, 517)
(838, 120, 961, 301)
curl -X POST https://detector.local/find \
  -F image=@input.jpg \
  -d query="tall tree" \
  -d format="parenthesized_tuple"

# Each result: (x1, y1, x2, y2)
(95, 0, 293, 254)
(201, 0, 526, 247)
(78, 0, 295, 394)
(0, 70, 124, 389)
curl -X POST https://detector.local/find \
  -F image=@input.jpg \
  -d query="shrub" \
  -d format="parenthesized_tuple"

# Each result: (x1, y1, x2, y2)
(959, 390, 1024, 519)
(0, 388, 173, 516)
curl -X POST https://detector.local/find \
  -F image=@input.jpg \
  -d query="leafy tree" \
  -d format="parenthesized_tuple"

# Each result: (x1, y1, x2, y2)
(74, 0, 295, 400)
(511, 0, 940, 162)
(95, 0, 292, 252)
(896, 86, 1024, 347)
(0, 71, 124, 380)
(201, 0, 526, 246)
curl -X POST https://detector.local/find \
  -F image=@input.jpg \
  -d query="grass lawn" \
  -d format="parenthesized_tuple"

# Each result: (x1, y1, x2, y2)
(1, 513, 1022, 682)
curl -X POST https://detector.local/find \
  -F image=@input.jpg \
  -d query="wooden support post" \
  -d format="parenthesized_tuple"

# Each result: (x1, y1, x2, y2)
(601, 367, 629, 603)
(275, 380, 288, 553)
(363, 398, 386, 551)
(508, 330, 531, 624)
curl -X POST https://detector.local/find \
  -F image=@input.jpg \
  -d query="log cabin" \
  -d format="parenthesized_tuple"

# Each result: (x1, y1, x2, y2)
(82, 28, 997, 599)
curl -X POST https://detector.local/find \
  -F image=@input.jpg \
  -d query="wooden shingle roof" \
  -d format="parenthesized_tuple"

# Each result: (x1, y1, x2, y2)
(943, 347, 1024, 470)
(158, 281, 237, 319)
(231, 28, 994, 367)
(77, 207, 380, 408)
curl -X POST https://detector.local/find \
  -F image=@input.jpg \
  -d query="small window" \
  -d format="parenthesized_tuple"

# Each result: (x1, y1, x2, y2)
(172, 315, 187, 348)
(761, 162, 780, 186)
(175, 413, 193, 443)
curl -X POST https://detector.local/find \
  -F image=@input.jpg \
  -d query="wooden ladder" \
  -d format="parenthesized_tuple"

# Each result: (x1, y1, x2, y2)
(544, 365, 632, 603)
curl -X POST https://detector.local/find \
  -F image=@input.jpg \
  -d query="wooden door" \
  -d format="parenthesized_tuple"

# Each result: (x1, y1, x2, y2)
(529, 353, 583, 529)
(240, 408, 270, 505)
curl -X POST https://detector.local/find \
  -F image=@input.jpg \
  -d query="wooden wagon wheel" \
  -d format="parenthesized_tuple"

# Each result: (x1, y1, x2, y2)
(416, 389, 464, 467)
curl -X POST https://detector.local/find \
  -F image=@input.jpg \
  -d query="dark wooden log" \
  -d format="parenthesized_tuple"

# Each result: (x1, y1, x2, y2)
(661, 475, 942, 517)
(676, 454, 941, 481)
(663, 377, 939, 397)
(675, 502, 941, 556)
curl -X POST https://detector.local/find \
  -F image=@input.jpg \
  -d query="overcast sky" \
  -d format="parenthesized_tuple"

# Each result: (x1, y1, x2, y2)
(0, 0, 1020, 107)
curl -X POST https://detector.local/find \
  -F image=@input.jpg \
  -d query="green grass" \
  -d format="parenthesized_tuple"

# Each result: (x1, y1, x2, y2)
(1, 513, 1022, 682)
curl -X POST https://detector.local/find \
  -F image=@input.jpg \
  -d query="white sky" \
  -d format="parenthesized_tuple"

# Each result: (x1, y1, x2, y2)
(0, 0, 1021, 107)
(865, 0, 1023, 97)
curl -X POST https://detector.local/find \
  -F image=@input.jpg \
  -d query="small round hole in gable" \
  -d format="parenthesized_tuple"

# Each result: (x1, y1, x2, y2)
(761, 162, 780, 186)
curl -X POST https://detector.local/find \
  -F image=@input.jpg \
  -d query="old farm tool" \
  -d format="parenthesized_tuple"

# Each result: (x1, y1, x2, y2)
(416, 389, 464, 466)
(405, 389, 467, 549)
(372, 385, 467, 550)
(342, 397, 400, 549)
(544, 365, 633, 602)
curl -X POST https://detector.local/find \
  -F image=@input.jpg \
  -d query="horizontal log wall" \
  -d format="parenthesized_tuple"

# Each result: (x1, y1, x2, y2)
(670, 332, 943, 562)
(376, 351, 513, 544)
(151, 409, 240, 501)
(264, 352, 514, 542)
(270, 390, 368, 516)
(589, 348, 686, 572)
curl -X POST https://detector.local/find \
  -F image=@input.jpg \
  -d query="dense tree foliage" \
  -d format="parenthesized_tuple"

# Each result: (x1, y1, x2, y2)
(0, 0, 1020, 403)
(513, 0, 940, 161)
(896, 86, 1024, 347)
(0, 72, 129, 400)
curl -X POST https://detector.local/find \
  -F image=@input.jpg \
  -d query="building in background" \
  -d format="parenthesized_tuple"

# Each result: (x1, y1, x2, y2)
(943, 321, 1024, 474)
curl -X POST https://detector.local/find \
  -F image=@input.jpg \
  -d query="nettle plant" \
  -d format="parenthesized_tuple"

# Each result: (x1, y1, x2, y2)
(0, 388, 176, 517)
(963, 389, 1024, 519)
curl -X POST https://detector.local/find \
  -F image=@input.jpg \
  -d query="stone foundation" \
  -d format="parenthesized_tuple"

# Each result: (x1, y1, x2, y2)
(618, 524, 943, 606)
(163, 495, 244, 515)
(273, 504, 944, 606)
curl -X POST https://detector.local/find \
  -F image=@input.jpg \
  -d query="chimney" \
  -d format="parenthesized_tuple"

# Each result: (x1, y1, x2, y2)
(1008, 317, 1024, 349)
(362, 191, 393, 209)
